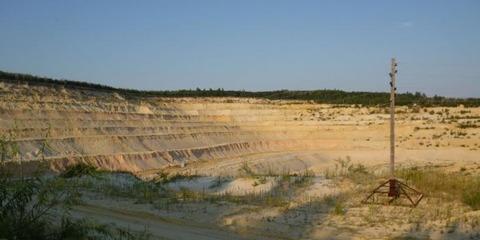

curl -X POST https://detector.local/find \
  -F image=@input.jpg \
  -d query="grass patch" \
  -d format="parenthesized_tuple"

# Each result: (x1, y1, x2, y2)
(154, 171, 201, 184)
(334, 201, 346, 215)
(397, 167, 480, 209)
(324, 157, 374, 184)
(462, 191, 480, 210)
(239, 162, 315, 188)
(0, 144, 151, 239)
(85, 169, 316, 209)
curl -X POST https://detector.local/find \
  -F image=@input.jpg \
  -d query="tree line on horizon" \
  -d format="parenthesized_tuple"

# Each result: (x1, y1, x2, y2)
(1, 70, 479, 107)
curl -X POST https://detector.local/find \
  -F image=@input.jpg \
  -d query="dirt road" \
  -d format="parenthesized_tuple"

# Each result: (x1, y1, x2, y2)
(73, 204, 249, 240)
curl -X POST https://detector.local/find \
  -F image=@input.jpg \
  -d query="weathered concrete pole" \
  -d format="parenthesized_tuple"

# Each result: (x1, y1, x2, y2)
(389, 58, 397, 177)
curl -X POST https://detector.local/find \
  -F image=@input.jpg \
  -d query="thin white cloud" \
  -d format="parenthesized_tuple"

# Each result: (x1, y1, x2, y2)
(399, 21, 414, 28)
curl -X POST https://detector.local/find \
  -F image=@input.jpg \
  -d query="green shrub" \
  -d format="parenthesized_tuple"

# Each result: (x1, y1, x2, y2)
(334, 202, 346, 215)
(0, 136, 151, 239)
(61, 163, 98, 178)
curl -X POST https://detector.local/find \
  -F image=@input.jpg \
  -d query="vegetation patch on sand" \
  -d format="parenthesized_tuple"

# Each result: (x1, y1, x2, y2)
(0, 138, 151, 240)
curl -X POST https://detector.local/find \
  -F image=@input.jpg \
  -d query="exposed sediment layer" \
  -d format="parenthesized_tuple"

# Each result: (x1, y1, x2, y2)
(1, 82, 479, 173)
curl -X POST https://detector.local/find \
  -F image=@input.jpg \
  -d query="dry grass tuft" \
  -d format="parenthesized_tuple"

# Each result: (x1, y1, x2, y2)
(397, 167, 480, 210)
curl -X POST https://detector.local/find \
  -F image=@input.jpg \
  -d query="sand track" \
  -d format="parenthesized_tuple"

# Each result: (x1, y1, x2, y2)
(73, 204, 251, 240)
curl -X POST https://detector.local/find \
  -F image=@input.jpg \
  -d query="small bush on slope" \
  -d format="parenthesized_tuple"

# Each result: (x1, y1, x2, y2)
(61, 162, 99, 178)
(0, 136, 151, 240)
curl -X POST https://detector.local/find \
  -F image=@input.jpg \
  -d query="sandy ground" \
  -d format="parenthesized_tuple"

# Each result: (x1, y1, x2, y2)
(2, 82, 480, 239)
(73, 203, 249, 240)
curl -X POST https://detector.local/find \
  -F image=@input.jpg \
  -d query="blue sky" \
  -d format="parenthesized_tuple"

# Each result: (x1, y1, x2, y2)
(0, 0, 479, 97)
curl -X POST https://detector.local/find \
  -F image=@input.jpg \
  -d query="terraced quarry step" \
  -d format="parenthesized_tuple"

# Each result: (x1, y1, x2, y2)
(1, 82, 479, 174)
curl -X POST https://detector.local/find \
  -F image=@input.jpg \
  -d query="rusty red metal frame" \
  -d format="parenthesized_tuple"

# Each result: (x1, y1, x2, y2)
(362, 59, 424, 208)
(362, 178, 423, 207)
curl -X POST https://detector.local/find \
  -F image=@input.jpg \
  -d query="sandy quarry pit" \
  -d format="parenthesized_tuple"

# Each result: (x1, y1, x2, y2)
(1, 82, 480, 239)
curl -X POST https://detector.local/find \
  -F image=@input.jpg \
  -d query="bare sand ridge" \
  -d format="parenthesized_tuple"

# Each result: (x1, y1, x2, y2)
(1, 82, 480, 239)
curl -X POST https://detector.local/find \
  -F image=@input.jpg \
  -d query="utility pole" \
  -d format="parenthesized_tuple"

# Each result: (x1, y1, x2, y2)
(389, 58, 397, 177)
(362, 58, 423, 207)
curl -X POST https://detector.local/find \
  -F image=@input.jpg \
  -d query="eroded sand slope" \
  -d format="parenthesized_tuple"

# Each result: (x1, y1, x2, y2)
(0, 82, 478, 176)
(2, 81, 480, 239)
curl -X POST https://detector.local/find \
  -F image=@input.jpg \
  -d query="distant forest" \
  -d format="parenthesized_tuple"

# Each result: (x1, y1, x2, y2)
(1, 70, 479, 107)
